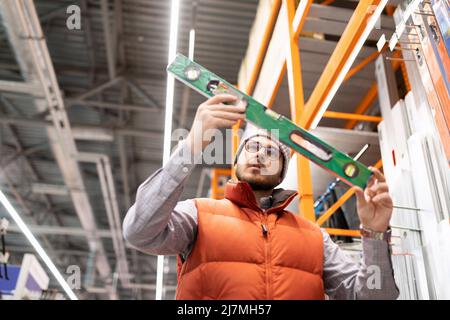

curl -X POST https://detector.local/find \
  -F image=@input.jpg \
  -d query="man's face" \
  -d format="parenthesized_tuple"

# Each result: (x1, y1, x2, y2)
(235, 136, 283, 191)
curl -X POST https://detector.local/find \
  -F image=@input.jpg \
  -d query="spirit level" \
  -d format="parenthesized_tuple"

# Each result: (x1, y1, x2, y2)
(167, 53, 373, 189)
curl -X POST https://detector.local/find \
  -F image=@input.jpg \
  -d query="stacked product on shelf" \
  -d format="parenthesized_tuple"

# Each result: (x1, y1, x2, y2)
(374, 0, 450, 299)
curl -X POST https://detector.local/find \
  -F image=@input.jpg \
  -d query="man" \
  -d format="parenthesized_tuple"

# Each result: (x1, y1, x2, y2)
(123, 94, 399, 300)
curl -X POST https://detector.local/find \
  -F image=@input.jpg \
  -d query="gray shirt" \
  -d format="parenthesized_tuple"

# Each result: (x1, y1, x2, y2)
(123, 140, 399, 300)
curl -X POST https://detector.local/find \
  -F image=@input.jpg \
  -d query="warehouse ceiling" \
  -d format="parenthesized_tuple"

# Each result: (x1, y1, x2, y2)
(0, 0, 394, 299)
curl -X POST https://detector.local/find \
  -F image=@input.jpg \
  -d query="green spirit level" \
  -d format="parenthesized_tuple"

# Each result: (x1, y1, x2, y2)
(167, 53, 373, 189)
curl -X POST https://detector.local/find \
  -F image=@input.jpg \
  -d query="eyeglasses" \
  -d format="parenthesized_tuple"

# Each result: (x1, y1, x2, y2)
(244, 140, 281, 161)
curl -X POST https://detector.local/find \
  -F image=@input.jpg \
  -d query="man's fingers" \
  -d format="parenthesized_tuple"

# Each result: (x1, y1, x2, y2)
(369, 182, 389, 195)
(366, 175, 375, 189)
(365, 184, 375, 198)
(353, 186, 367, 205)
(371, 193, 393, 208)
(369, 166, 386, 183)
(211, 111, 246, 121)
(205, 94, 237, 105)
(212, 117, 239, 128)
(209, 103, 246, 113)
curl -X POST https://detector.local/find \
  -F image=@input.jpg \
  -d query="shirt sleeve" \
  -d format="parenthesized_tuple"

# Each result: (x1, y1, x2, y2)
(321, 229, 400, 300)
(122, 140, 200, 257)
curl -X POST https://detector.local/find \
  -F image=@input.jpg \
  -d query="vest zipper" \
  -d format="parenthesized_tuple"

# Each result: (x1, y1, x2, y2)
(261, 215, 272, 299)
(261, 223, 268, 237)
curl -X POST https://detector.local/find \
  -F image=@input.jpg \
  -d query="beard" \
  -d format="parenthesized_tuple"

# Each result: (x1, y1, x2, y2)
(235, 165, 280, 191)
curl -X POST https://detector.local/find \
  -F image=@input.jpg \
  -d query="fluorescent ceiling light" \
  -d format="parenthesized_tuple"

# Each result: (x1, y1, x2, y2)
(189, 28, 196, 60)
(310, 0, 388, 129)
(163, 0, 181, 164)
(159, 0, 181, 301)
(0, 190, 77, 300)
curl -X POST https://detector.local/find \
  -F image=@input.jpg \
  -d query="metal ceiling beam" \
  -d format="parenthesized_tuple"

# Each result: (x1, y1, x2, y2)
(0, 129, 67, 228)
(71, 77, 122, 101)
(65, 98, 160, 114)
(0, 0, 117, 299)
(100, 0, 135, 291)
(114, 0, 125, 71)
(80, 0, 96, 85)
(100, 0, 117, 80)
(38, 5, 66, 24)
(105, 0, 148, 293)
(0, 115, 162, 140)
(76, 152, 130, 288)
(0, 37, 75, 268)
(0, 80, 43, 96)
(125, 79, 162, 109)
(117, 93, 131, 210)
(1, 142, 48, 168)
(6, 245, 145, 259)
(0, 64, 163, 83)
(31, 183, 69, 196)
(8, 224, 113, 238)
(118, 80, 142, 298)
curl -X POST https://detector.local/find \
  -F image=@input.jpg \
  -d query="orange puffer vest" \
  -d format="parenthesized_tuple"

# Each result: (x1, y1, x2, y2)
(176, 181, 324, 300)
